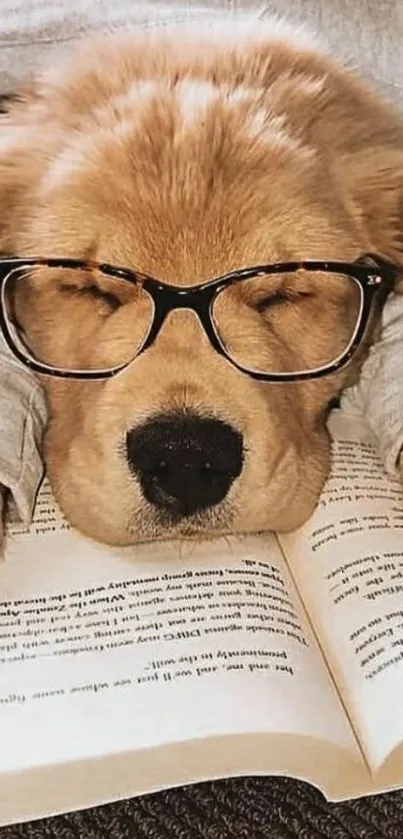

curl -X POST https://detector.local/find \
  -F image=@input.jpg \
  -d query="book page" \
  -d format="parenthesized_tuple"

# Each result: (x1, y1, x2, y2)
(280, 411, 403, 774)
(0, 481, 363, 809)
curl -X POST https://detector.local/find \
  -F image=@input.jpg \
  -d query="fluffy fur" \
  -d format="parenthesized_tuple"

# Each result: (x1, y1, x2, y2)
(1, 17, 403, 549)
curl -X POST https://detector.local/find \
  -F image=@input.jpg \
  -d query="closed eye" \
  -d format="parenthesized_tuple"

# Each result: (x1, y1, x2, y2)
(255, 290, 312, 313)
(60, 281, 122, 312)
(81, 284, 121, 311)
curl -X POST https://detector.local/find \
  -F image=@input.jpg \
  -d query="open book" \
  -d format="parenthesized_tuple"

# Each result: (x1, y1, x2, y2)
(1, 410, 403, 826)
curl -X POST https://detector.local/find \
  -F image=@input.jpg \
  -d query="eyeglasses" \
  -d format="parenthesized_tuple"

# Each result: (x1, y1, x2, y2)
(0, 253, 396, 382)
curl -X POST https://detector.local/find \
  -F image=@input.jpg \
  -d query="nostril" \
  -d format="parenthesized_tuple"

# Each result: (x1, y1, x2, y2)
(200, 460, 226, 482)
(153, 460, 169, 479)
(201, 461, 213, 478)
(126, 413, 244, 516)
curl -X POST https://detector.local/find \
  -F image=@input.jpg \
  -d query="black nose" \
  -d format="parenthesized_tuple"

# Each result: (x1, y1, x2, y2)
(126, 414, 244, 517)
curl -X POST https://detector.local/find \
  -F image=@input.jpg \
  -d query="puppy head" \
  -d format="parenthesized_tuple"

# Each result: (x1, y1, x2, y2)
(2, 24, 403, 545)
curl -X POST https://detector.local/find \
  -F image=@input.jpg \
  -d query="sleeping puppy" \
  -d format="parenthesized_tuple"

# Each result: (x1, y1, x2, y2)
(0, 17, 403, 548)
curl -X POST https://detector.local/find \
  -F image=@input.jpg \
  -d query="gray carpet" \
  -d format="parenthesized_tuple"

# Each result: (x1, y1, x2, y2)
(2, 777, 403, 838)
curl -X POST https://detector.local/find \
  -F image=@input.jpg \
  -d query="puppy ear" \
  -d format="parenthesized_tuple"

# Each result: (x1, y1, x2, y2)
(342, 148, 403, 291)
(0, 89, 45, 251)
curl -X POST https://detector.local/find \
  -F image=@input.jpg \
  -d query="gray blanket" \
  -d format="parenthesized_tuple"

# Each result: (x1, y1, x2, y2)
(0, 0, 402, 109)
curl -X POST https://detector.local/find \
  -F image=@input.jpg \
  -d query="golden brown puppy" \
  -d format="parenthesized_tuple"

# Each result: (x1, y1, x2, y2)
(0, 18, 403, 548)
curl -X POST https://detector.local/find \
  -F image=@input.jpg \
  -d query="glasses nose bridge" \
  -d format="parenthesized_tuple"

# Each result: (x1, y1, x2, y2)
(159, 281, 212, 312)
(137, 278, 222, 361)
(150, 281, 213, 339)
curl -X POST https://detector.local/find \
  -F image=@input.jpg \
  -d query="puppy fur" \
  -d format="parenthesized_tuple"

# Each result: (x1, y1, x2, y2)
(1, 17, 403, 547)
(0, 487, 5, 556)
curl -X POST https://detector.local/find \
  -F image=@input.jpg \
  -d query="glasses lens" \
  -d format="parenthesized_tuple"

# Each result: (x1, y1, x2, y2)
(211, 269, 363, 376)
(2, 264, 154, 373)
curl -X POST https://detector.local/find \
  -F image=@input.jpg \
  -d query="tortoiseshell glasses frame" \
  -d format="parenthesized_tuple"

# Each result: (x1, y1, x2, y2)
(0, 252, 396, 382)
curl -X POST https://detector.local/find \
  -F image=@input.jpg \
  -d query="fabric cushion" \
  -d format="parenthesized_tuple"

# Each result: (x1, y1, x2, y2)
(0, 1, 401, 108)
